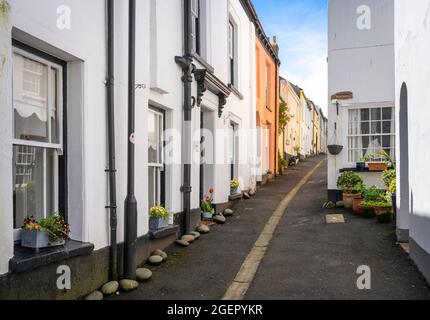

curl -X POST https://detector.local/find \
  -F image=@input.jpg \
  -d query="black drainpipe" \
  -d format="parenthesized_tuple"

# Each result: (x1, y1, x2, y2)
(106, 0, 118, 281)
(124, 0, 137, 280)
(175, 0, 194, 235)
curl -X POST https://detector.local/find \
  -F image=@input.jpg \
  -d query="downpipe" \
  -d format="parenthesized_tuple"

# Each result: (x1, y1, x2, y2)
(105, 0, 118, 281)
(124, 0, 138, 280)
(176, 0, 194, 235)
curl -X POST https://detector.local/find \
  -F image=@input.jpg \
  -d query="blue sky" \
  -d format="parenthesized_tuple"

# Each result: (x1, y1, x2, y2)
(253, 0, 328, 115)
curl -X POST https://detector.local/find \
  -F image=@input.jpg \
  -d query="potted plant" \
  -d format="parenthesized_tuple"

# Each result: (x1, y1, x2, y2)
(21, 215, 70, 250)
(389, 179, 397, 218)
(358, 186, 386, 219)
(201, 189, 215, 220)
(279, 154, 288, 175)
(356, 156, 366, 172)
(149, 205, 171, 230)
(230, 179, 240, 195)
(352, 182, 366, 215)
(327, 145, 343, 156)
(361, 199, 393, 223)
(365, 150, 393, 172)
(337, 171, 364, 209)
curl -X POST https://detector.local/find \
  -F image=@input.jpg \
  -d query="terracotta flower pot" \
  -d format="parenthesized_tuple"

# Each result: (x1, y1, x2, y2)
(352, 198, 364, 215)
(374, 206, 393, 223)
(358, 205, 376, 219)
(368, 162, 387, 171)
(343, 193, 362, 209)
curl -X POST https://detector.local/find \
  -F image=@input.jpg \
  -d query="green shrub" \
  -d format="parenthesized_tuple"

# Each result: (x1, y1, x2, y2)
(337, 172, 364, 194)
(382, 169, 396, 188)
(363, 186, 385, 201)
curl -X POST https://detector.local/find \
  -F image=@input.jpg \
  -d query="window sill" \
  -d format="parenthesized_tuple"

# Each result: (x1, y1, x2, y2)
(149, 225, 180, 240)
(228, 84, 244, 100)
(10, 240, 94, 274)
(193, 53, 215, 74)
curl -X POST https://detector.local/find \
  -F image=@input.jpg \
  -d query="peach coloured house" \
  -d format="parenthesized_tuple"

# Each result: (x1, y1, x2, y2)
(255, 33, 280, 183)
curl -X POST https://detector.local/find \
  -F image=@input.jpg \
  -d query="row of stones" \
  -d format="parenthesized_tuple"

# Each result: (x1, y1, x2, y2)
(84, 206, 242, 300)
(84, 249, 168, 300)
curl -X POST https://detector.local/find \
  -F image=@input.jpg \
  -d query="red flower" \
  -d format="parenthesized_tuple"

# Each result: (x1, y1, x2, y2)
(209, 188, 214, 194)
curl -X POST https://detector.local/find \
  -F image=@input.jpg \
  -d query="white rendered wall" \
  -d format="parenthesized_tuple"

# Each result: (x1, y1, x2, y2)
(395, 0, 430, 255)
(0, 2, 14, 275)
(328, 0, 395, 190)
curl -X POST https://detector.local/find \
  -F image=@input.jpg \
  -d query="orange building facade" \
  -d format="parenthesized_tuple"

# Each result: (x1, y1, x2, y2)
(255, 35, 280, 182)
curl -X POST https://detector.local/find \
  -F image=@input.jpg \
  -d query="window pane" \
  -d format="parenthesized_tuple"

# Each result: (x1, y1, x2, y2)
(148, 166, 160, 209)
(371, 108, 381, 121)
(50, 68, 59, 144)
(371, 121, 381, 134)
(382, 121, 393, 134)
(13, 54, 49, 142)
(382, 107, 393, 120)
(148, 112, 158, 164)
(382, 135, 393, 148)
(361, 122, 370, 135)
(46, 149, 56, 215)
(360, 109, 370, 121)
(13, 146, 44, 228)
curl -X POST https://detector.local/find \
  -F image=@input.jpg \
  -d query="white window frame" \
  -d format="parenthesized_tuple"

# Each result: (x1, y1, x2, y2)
(191, 0, 200, 54)
(228, 19, 237, 87)
(12, 48, 63, 241)
(265, 63, 270, 108)
(346, 105, 395, 165)
(148, 109, 165, 209)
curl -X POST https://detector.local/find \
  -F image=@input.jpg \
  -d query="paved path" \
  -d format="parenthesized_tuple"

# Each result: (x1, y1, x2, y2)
(110, 156, 430, 300)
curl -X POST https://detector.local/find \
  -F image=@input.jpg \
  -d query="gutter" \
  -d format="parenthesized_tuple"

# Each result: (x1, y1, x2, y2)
(123, 0, 137, 280)
(105, 0, 118, 281)
(175, 0, 194, 235)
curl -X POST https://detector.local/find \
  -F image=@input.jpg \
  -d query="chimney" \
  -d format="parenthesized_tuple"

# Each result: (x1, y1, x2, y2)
(272, 36, 279, 57)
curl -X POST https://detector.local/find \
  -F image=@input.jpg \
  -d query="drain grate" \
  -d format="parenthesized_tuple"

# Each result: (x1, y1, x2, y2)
(325, 214, 345, 224)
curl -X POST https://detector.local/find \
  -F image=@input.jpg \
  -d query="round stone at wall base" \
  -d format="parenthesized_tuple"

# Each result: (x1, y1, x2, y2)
(148, 255, 163, 265)
(153, 249, 168, 261)
(223, 209, 234, 217)
(136, 268, 153, 282)
(189, 231, 201, 240)
(84, 290, 104, 300)
(101, 281, 119, 296)
(181, 235, 195, 243)
(176, 239, 190, 247)
(214, 215, 226, 224)
(120, 279, 139, 292)
(197, 224, 210, 233)
(336, 201, 345, 208)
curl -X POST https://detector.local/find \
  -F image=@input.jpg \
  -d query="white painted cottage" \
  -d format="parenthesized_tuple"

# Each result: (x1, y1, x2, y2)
(0, 0, 260, 299)
(327, 0, 395, 199)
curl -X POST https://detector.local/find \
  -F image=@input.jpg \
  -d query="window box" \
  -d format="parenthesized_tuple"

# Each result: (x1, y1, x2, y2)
(21, 229, 65, 251)
(149, 217, 169, 231)
(368, 162, 387, 172)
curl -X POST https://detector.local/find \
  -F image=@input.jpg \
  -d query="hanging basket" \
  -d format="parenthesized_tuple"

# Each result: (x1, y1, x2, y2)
(327, 145, 343, 155)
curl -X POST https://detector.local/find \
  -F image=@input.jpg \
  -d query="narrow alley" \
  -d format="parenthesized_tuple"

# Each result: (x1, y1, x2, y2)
(110, 156, 430, 300)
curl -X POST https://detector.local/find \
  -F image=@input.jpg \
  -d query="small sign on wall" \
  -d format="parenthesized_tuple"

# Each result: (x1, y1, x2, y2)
(331, 91, 353, 101)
